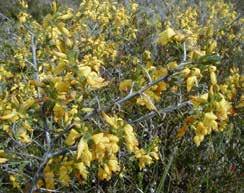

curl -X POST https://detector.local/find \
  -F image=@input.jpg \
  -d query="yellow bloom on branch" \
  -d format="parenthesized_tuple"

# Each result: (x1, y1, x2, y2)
(186, 75, 198, 92)
(0, 150, 8, 164)
(76, 162, 88, 180)
(65, 129, 80, 146)
(158, 27, 176, 45)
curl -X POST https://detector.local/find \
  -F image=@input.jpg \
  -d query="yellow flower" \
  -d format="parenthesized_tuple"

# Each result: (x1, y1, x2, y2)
(98, 164, 112, 181)
(135, 149, 153, 169)
(108, 159, 120, 172)
(52, 50, 67, 59)
(209, 65, 217, 85)
(182, 67, 191, 77)
(195, 122, 208, 136)
(18, 128, 32, 143)
(55, 80, 69, 93)
(76, 162, 88, 180)
(77, 138, 92, 166)
(53, 103, 65, 121)
(0, 150, 8, 164)
(158, 27, 176, 45)
(86, 72, 108, 89)
(167, 61, 178, 70)
(58, 12, 73, 20)
(60, 26, 72, 37)
(44, 165, 55, 190)
(92, 132, 120, 161)
(236, 95, 244, 109)
(106, 134, 119, 143)
(150, 146, 159, 160)
(210, 72, 217, 85)
(207, 40, 217, 53)
(204, 111, 217, 120)
(102, 113, 123, 129)
(77, 138, 86, 160)
(124, 124, 139, 153)
(186, 75, 198, 92)
(191, 68, 201, 77)
(51, 1, 57, 12)
(119, 79, 133, 92)
(65, 129, 80, 146)
(215, 98, 231, 121)
(131, 3, 138, 12)
(20, 98, 35, 111)
(19, 0, 28, 8)
(174, 31, 185, 41)
(18, 12, 29, 23)
(106, 134, 120, 154)
(65, 38, 73, 48)
(79, 66, 92, 77)
(193, 135, 204, 146)
(191, 93, 209, 106)
(59, 165, 70, 186)
(203, 112, 218, 132)
(92, 133, 108, 144)
(0, 109, 18, 120)
(136, 94, 156, 110)
(191, 49, 206, 60)
(9, 175, 20, 189)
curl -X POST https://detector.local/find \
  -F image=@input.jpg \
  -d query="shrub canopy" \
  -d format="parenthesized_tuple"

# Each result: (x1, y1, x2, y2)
(0, 0, 243, 192)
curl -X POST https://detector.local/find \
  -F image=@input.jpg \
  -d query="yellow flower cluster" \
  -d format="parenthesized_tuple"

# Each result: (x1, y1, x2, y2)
(188, 61, 237, 146)
(98, 157, 120, 180)
(189, 64, 242, 146)
(178, 7, 198, 30)
(92, 133, 119, 161)
(182, 67, 202, 92)
(191, 91, 233, 146)
(41, 132, 121, 187)
(0, 0, 139, 142)
(220, 68, 241, 100)
(193, 107, 231, 146)
(153, 1, 241, 147)
(103, 113, 159, 169)
(43, 164, 55, 190)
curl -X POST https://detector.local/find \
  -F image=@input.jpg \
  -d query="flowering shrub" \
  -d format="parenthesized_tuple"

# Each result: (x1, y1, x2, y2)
(0, 0, 243, 192)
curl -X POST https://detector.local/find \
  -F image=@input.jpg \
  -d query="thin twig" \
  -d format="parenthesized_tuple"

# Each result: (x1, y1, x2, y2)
(30, 33, 41, 98)
(219, 14, 242, 33)
(183, 42, 187, 62)
(15, 152, 42, 161)
(39, 188, 62, 193)
(84, 62, 191, 120)
(30, 152, 51, 193)
(0, 12, 11, 21)
(29, 145, 76, 193)
(50, 145, 76, 157)
(40, 98, 51, 152)
(156, 146, 178, 193)
(43, 117, 51, 151)
(142, 66, 153, 83)
(53, 124, 75, 143)
(25, 59, 35, 68)
(131, 101, 191, 123)
(31, 35, 38, 79)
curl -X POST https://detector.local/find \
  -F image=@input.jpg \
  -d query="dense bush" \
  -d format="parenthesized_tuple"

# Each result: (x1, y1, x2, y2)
(0, 0, 243, 192)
